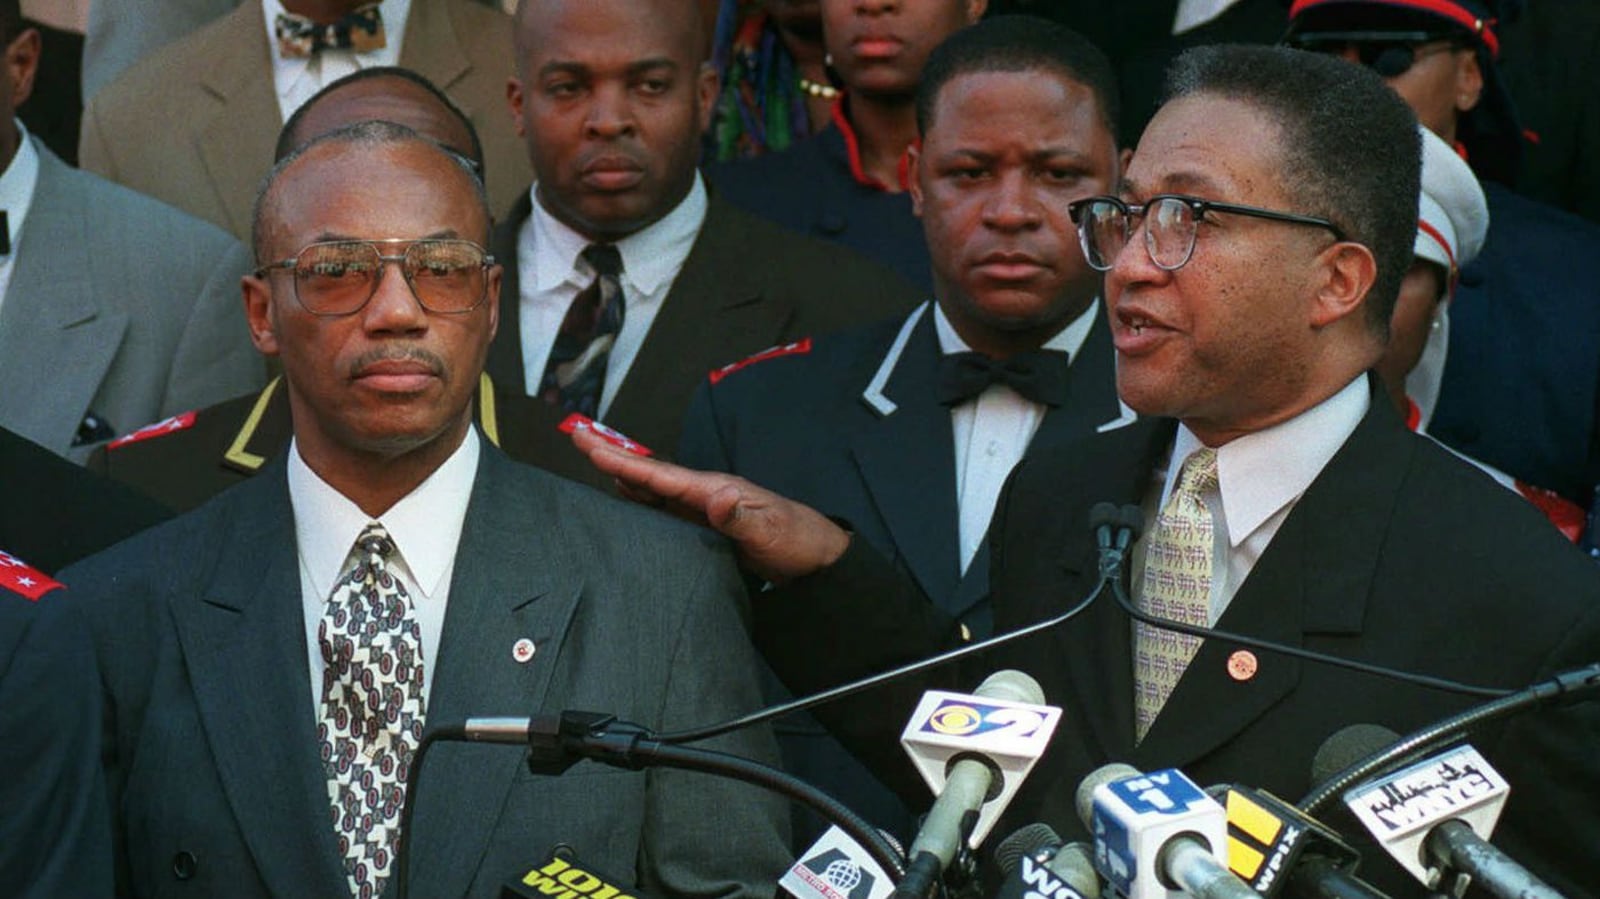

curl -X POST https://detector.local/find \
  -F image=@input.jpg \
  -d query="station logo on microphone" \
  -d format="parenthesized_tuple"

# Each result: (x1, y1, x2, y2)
(781, 827, 893, 899)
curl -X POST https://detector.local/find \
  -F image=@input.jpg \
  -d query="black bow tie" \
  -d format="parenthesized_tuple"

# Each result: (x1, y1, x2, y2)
(936, 350, 1071, 407)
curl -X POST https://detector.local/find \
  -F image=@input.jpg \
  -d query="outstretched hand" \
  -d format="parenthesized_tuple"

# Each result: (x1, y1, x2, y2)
(572, 427, 850, 583)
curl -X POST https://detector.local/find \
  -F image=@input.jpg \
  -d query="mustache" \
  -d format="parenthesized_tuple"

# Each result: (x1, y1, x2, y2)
(346, 345, 448, 379)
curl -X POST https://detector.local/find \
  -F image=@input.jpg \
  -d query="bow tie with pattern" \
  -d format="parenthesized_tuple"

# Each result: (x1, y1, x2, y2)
(936, 349, 1072, 407)
(274, 3, 386, 59)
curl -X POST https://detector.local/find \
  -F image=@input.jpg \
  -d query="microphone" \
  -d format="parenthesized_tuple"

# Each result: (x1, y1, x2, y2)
(893, 671, 1057, 899)
(993, 823, 1100, 899)
(781, 826, 895, 899)
(1339, 744, 1563, 899)
(1213, 784, 1388, 899)
(502, 849, 651, 899)
(1076, 763, 1255, 899)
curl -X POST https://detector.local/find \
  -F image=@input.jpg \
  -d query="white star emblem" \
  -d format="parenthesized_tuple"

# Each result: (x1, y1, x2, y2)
(15, 576, 35, 587)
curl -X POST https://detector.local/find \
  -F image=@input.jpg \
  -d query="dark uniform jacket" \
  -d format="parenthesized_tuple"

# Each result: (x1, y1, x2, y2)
(485, 190, 921, 460)
(88, 374, 610, 511)
(757, 382, 1600, 898)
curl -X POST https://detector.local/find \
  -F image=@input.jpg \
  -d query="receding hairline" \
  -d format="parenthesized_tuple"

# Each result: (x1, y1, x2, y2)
(511, 0, 709, 74)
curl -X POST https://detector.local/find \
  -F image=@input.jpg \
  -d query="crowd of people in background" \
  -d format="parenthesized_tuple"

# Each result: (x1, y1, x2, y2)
(2, 0, 1598, 897)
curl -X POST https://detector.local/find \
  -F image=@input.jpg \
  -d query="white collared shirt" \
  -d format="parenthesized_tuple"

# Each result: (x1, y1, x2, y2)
(261, 0, 411, 122)
(934, 299, 1099, 574)
(1136, 376, 1370, 624)
(516, 175, 708, 417)
(0, 122, 40, 317)
(288, 427, 479, 715)
(1172, 0, 1246, 34)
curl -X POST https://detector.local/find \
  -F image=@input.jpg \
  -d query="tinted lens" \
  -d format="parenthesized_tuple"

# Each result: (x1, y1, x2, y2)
(1078, 199, 1128, 272)
(404, 240, 487, 312)
(294, 242, 380, 314)
(1366, 43, 1419, 77)
(1146, 197, 1198, 270)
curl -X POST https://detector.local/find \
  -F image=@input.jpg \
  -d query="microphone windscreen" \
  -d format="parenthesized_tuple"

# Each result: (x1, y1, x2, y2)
(975, 669, 1047, 706)
(1309, 724, 1401, 787)
(1089, 503, 1122, 532)
(994, 823, 1063, 875)
(1074, 762, 1140, 828)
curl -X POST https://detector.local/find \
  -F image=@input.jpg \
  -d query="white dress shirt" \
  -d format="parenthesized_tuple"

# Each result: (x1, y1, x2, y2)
(934, 299, 1099, 574)
(262, 0, 410, 122)
(516, 175, 708, 417)
(1136, 376, 1370, 624)
(0, 121, 40, 317)
(288, 427, 479, 715)
(1172, 0, 1246, 34)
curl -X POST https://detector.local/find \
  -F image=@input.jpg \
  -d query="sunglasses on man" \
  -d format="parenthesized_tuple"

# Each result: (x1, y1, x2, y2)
(1286, 30, 1468, 78)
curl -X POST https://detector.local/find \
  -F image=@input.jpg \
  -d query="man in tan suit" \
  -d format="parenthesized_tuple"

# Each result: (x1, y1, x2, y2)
(78, 0, 530, 240)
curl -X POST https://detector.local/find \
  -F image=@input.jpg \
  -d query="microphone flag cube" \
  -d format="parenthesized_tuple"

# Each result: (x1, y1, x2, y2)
(780, 826, 895, 899)
(1088, 769, 1227, 899)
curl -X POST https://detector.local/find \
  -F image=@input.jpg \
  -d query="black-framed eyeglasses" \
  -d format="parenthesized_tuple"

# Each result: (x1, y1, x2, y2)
(1067, 194, 1348, 272)
(255, 238, 496, 316)
(1285, 30, 1463, 77)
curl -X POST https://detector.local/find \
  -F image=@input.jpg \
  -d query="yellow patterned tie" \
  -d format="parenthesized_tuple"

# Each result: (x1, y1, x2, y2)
(1134, 447, 1218, 741)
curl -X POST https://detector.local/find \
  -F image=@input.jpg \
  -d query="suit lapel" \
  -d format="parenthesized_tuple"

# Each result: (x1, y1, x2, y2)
(167, 463, 349, 895)
(404, 448, 584, 899)
(397, 0, 471, 101)
(485, 195, 530, 391)
(1135, 384, 1402, 768)
(195, 3, 279, 237)
(0, 146, 128, 450)
(603, 197, 794, 447)
(848, 308, 965, 614)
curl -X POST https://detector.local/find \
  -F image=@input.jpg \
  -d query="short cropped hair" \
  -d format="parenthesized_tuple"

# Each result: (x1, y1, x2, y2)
(251, 121, 490, 265)
(915, 15, 1121, 145)
(273, 66, 485, 169)
(1163, 45, 1420, 335)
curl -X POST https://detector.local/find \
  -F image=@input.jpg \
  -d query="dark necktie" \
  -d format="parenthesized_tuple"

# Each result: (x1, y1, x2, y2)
(936, 350, 1071, 407)
(540, 244, 625, 417)
(274, 3, 386, 58)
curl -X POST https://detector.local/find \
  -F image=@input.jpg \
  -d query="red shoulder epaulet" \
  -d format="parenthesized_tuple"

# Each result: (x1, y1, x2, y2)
(0, 550, 64, 601)
(707, 338, 813, 385)
(1514, 482, 1586, 544)
(106, 411, 199, 451)
(558, 414, 654, 457)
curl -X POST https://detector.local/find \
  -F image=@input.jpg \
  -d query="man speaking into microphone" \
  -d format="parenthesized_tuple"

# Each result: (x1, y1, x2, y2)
(577, 35, 1600, 898)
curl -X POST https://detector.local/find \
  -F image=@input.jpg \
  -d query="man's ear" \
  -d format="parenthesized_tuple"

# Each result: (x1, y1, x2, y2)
(1453, 49, 1484, 114)
(697, 61, 720, 135)
(906, 143, 924, 217)
(1309, 240, 1378, 329)
(242, 274, 281, 357)
(506, 76, 527, 138)
(4, 28, 40, 110)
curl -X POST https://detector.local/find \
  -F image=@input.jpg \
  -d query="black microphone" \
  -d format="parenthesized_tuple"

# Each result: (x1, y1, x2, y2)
(1210, 783, 1388, 899)
(993, 823, 1100, 899)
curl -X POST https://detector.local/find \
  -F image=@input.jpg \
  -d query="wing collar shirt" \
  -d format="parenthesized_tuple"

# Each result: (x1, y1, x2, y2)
(0, 121, 40, 317)
(516, 174, 708, 417)
(1141, 375, 1369, 624)
(288, 427, 479, 715)
(262, 0, 410, 122)
(933, 298, 1099, 574)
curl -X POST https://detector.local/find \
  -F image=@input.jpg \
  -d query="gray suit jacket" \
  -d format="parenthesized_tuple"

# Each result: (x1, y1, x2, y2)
(79, 0, 532, 239)
(62, 442, 790, 899)
(0, 139, 265, 462)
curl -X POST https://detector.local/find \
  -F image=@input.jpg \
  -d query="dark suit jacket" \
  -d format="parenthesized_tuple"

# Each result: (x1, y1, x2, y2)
(678, 301, 1124, 633)
(706, 126, 932, 292)
(756, 384, 1600, 897)
(87, 374, 611, 511)
(63, 445, 790, 899)
(486, 190, 920, 458)
(1429, 181, 1600, 505)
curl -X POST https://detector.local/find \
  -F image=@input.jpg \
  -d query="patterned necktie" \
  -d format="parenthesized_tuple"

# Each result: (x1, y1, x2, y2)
(1134, 447, 1218, 742)
(540, 244, 625, 417)
(935, 350, 1072, 407)
(274, 4, 386, 59)
(317, 523, 425, 899)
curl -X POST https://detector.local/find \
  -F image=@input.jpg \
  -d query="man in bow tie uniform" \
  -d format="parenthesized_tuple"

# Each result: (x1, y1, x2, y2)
(670, 16, 1126, 849)
(60, 121, 788, 899)
(78, 0, 532, 240)
(0, 1, 265, 462)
